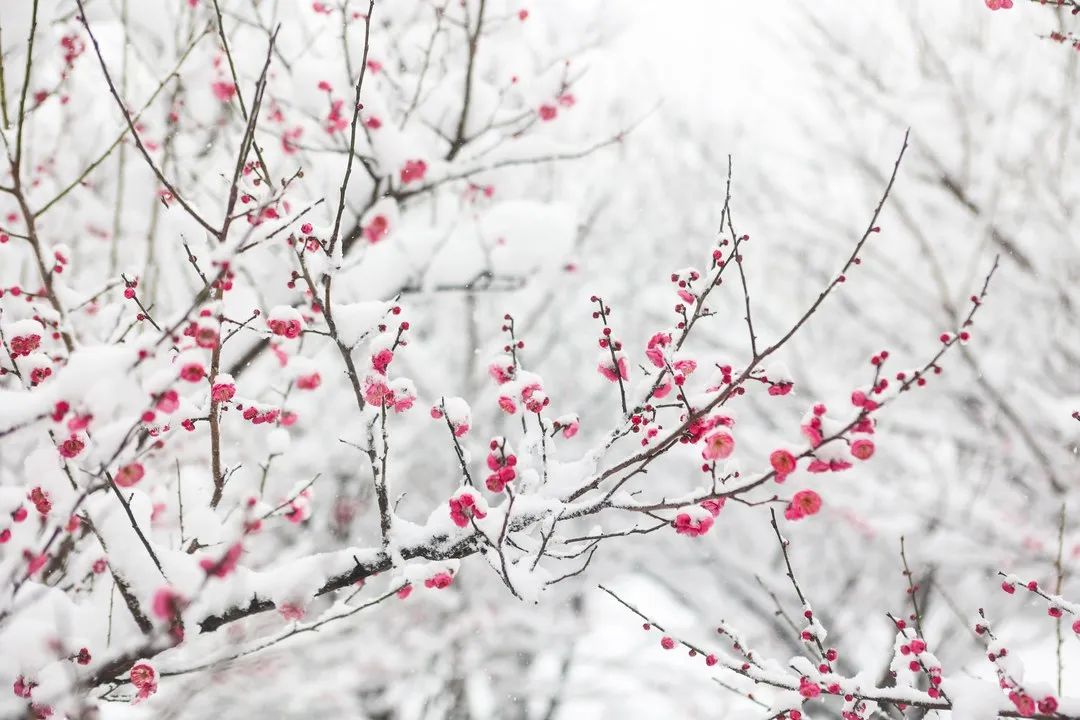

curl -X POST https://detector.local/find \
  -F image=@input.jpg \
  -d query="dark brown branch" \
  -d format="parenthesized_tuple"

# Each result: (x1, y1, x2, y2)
(75, 0, 219, 237)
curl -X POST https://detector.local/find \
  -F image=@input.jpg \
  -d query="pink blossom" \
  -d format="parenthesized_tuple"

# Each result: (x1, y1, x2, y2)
(598, 355, 629, 382)
(364, 377, 393, 406)
(58, 435, 85, 458)
(152, 587, 186, 620)
(13, 675, 34, 698)
(371, 349, 394, 374)
(701, 431, 735, 461)
(768, 382, 793, 396)
(179, 362, 205, 382)
(285, 492, 312, 524)
(67, 413, 92, 431)
(673, 512, 713, 537)
(799, 678, 821, 699)
(489, 361, 514, 384)
(449, 492, 486, 527)
(672, 358, 697, 377)
(400, 159, 427, 184)
(485, 466, 516, 493)
(282, 126, 303, 154)
(770, 449, 796, 480)
(364, 214, 390, 243)
(9, 333, 40, 357)
(211, 81, 236, 102)
(424, 572, 454, 589)
(211, 380, 235, 401)
(1038, 697, 1059, 714)
(279, 603, 305, 621)
(26, 553, 48, 576)
(850, 389, 878, 409)
(801, 418, 824, 447)
(538, 104, 557, 121)
(560, 419, 580, 439)
(325, 99, 349, 133)
(521, 382, 548, 413)
(200, 543, 243, 577)
(785, 490, 822, 521)
(296, 372, 321, 390)
(29, 487, 51, 515)
(700, 498, 725, 516)
(645, 332, 671, 368)
(130, 666, 157, 703)
(156, 390, 180, 413)
(1010, 692, 1035, 717)
(194, 326, 219, 349)
(851, 438, 875, 460)
(391, 389, 415, 413)
(268, 317, 303, 339)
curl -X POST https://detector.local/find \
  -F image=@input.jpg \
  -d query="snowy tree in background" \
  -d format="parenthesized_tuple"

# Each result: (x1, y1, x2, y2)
(600, 1, 1080, 718)
(0, 1, 1076, 719)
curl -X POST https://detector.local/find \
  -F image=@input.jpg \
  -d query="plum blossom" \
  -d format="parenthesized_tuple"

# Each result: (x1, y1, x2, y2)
(598, 354, 629, 382)
(485, 439, 517, 492)
(645, 331, 672, 367)
(785, 489, 822, 521)
(371, 348, 394, 375)
(268, 306, 304, 339)
(701, 431, 735, 460)
(212, 81, 237, 102)
(488, 356, 515, 384)
(179, 361, 205, 383)
(555, 413, 580, 439)
(674, 506, 714, 537)
(364, 214, 389, 243)
(770, 449, 797, 481)
(211, 374, 236, 402)
(129, 662, 157, 703)
(279, 603, 306, 621)
(200, 543, 243, 577)
(851, 438, 875, 460)
(449, 489, 488, 527)
(400, 159, 427, 184)
(700, 498, 726, 516)
(425, 571, 454, 589)
(432, 397, 471, 437)
(58, 435, 85, 458)
(29, 487, 50, 515)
